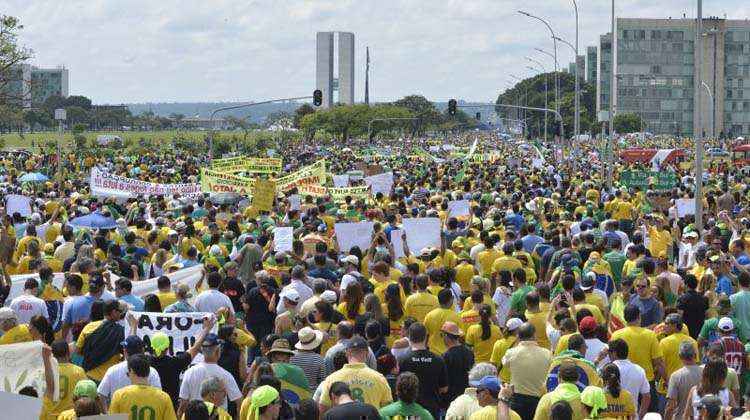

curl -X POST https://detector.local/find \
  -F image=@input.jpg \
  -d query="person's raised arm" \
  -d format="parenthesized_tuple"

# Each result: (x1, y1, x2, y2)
(187, 315, 215, 359)
(42, 344, 55, 401)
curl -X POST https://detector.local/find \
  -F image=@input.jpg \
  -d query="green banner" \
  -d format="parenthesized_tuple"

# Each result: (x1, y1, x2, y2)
(620, 170, 677, 190)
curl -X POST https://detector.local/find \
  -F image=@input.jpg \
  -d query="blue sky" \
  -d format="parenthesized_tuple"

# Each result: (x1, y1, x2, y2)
(7, 0, 749, 104)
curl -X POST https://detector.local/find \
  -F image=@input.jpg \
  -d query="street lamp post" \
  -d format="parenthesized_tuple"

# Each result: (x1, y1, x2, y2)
(572, 0, 580, 150)
(553, 35, 580, 145)
(526, 56, 549, 143)
(534, 47, 561, 145)
(54, 109, 66, 187)
(520, 11, 559, 117)
(509, 74, 528, 138)
(702, 81, 714, 144)
(695, 0, 704, 233)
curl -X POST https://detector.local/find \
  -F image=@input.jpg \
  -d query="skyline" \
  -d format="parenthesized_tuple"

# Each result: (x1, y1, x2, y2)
(7, 0, 750, 104)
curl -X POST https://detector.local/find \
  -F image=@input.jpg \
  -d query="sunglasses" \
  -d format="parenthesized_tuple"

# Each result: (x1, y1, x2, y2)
(636, 284, 648, 289)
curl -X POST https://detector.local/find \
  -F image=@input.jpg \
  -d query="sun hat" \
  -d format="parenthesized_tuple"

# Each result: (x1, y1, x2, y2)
(295, 327, 324, 351)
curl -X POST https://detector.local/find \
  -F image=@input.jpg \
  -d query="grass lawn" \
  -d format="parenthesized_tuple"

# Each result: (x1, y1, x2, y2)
(0, 130, 235, 151)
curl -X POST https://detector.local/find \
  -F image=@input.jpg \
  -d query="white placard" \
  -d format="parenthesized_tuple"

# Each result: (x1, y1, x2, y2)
(676, 198, 696, 218)
(274, 227, 293, 252)
(5, 195, 31, 217)
(289, 195, 301, 211)
(90, 167, 201, 198)
(130, 311, 217, 356)
(0, 342, 58, 401)
(390, 229, 405, 260)
(0, 391, 43, 420)
(532, 158, 544, 169)
(402, 218, 442, 254)
(332, 175, 350, 188)
(448, 200, 471, 218)
(335, 222, 374, 254)
(364, 172, 394, 195)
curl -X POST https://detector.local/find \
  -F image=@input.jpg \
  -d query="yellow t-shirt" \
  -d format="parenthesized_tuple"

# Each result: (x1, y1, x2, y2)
(155, 292, 178, 310)
(584, 293, 607, 313)
(40, 362, 88, 420)
(648, 226, 672, 259)
(554, 333, 574, 355)
(491, 256, 523, 275)
(337, 301, 365, 321)
(477, 249, 501, 277)
(404, 292, 439, 323)
(462, 294, 495, 312)
(610, 326, 663, 381)
(460, 308, 480, 329)
(533, 392, 585, 420)
(313, 321, 337, 356)
(181, 402, 231, 420)
(524, 309, 551, 350)
(657, 332, 698, 393)
(469, 405, 521, 420)
(466, 324, 502, 363)
(56, 409, 76, 420)
(319, 363, 393, 408)
(490, 336, 517, 382)
(574, 303, 605, 325)
(424, 307, 463, 355)
(76, 320, 122, 381)
(0, 324, 33, 345)
(601, 388, 636, 419)
(612, 200, 635, 221)
(109, 384, 177, 420)
(455, 263, 476, 291)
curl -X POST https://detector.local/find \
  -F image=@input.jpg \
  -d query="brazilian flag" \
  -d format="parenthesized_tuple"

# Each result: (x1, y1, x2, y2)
(272, 362, 311, 405)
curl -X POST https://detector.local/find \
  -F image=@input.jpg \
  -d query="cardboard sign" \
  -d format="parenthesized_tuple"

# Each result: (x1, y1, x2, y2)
(5, 195, 31, 217)
(402, 218, 442, 253)
(448, 200, 471, 218)
(200, 168, 255, 196)
(130, 311, 217, 356)
(0, 391, 43, 420)
(676, 198, 696, 218)
(274, 227, 294, 252)
(252, 179, 277, 212)
(288, 195, 301, 211)
(0, 342, 59, 400)
(335, 222, 374, 254)
(364, 172, 394, 196)
(328, 186, 371, 203)
(211, 156, 282, 174)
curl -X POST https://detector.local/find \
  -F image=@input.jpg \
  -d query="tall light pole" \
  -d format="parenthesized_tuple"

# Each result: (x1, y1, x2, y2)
(554, 35, 580, 146)
(534, 47, 560, 119)
(701, 81, 714, 142)
(520, 11, 559, 118)
(606, 0, 617, 191)
(526, 57, 548, 142)
(510, 74, 528, 138)
(572, 0, 580, 147)
(695, 0, 704, 233)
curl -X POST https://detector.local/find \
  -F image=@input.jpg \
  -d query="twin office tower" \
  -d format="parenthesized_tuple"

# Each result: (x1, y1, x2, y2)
(315, 32, 355, 108)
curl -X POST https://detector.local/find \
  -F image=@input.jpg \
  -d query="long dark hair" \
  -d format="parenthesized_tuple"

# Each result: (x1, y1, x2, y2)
(29, 315, 54, 345)
(344, 282, 363, 320)
(698, 359, 727, 396)
(479, 305, 492, 340)
(385, 284, 404, 322)
(601, 363, 621, 398)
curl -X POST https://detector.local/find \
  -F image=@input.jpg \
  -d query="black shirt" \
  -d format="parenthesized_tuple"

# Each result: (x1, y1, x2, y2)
(219, 276, 246, 313)
(322, 401, 380, 420)
(148, 352, 192, 407)
(677, 290, 709, 339)
(243, 286, 276, 339)
(397, 349, 448, 418)
(442, 344, 474, 404)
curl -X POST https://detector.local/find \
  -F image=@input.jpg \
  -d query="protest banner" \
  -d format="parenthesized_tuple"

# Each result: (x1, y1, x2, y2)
(130, 311, 217, 356)
(297, 184, 328, 197)
(390, 229, 405, 260)
(364, 172, 394, 195)
(328, 186, 371, 203)
(91, 167, 201, 198)
(130, 264, 205, 298)
(210, 156, 248, 173)
(332, 175, 350, 188)
(6, 273, 66, 307)
(0, 341, 59, 400)
(276, 160, 327, 192)
(402, 218, 442, 253)
(288, 195, 301, 211)
(448, 200, 471, 218)
(0, 391, 43, 420)
(5, 195, 31, 217)
(620, 170, 678, 191)
(274, 227, 294, 252)
(676, 198, 696, 218)
(211, 156, 283, 174)
(200, 168, 255, 196)
(252, 179, 277, 212)
(334, 222, 374, 254)
(346, 170, 364, 182)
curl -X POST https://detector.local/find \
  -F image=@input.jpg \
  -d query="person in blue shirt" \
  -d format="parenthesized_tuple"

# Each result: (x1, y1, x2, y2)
(521, 223, 544, 254)
(115, 278, 145, 311)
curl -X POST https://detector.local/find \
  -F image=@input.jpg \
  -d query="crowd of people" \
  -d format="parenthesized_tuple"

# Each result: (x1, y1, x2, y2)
(0, 132, 749, 420)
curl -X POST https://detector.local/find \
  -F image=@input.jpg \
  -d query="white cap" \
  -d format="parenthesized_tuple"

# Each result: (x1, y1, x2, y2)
(506, 318, 523, 331)
(209, 245, 222, 256)
(320, 290, 338, 303)
(340, 255, 359, 266)
(281, 289, 300, 304)
(718, 317, 734, 331)
(0, 308, 17, 322)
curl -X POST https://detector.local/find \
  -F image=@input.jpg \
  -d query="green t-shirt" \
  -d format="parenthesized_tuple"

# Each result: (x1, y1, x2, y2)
(379, 401, 434, 420)
(510, 285, 535, 315)
(603, 250, 627, 284)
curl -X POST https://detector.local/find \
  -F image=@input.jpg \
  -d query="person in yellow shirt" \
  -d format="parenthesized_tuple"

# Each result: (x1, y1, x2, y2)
(41, 243, 64, 272)
(40, 341, 88, 420)
(572, 289, 605, 325)
(109, 354, 177, 420)
(490, 318, 522, 382)
(610, 305, 665, 383)
(404, 275, 439, 322)
(55, 379, 102, 420)
(0, 308, 33, 344)
(76, 300, 125, 381)
(599, 363, 636, 419)
(524, 292, 551, 350)
(465, 305, 502, 363)
(469, 376, 522, 420)
(533, 362, 586, 420)
(460, 289, 484, 328)
(454, 253, 477, 291)
(155, 276, 178, 309)
(476, 237, 501, 277)
(657, 313, 698, 394)
(491, 243, 523, 276)
(424, 289, 462, 355)
(646, 216, 672, 259)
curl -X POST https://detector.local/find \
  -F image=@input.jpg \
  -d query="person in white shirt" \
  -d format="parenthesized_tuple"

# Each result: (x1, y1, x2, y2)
(579, 316, 607, 365)
(10, 278, 48, 325)
(194, 272, 235, 315)
(276, 266, 313, 314)
(97, 335, 162, 411)
(678, 231, 703, 269)
(177, 333, 242, 418)
(606, 338, 650, 419)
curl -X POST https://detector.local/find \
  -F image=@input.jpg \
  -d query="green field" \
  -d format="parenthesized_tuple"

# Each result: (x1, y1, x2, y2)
(0, 130, 235, 151)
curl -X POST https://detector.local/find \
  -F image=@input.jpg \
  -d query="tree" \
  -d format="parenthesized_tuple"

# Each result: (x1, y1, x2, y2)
(613, 113, 644, 134)
(0, 15, 33, 105)
(65, 95, 92, 110)
(65, 106, 90, 125)
(293, 104, 315, 128)
(393, 95, 442, 135)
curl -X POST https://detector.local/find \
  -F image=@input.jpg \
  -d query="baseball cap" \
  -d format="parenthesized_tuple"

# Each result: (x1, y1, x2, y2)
(202, 333, 224, 347)
(281, 289, 300, 304)
(346, 336, 368, 351)
(718, 317, 735, 331)
(505, 318, 523, 331)
(475, 376, 501, 394)
(150, 332, 170, 356)
(0, 308, 18, 322)
(73, 379, 98, 399)
(340, 255, 359, 266)
(320, 290, 338, 303)
(579, 316, 598, 333)
(121, 335, 144, 354)
(580, 274, 595, 290)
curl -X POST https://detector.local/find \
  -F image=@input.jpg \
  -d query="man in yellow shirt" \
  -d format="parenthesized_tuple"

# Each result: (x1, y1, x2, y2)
(610, 304, 665, 385)
(646, 216, 672, 258)
(404, 275, 439, 322)
(469, 376, 522, 420)
(76, 300, 126, 381)
(524, 292, 551, 350)
(657, 313, 698, 394)
(533, 362, 586, 420)
(492, 243, 523, 276)
(0, 308, 33, 344)
(476, 238, 501, 277)
(424, 289, 462, 355)
(155, 276, 178, 309)
(40, 341, 88, 420)
(109, 354, 177, 420)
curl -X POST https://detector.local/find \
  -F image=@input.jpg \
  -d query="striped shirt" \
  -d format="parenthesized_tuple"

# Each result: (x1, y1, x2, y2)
(290, 350, 326, 389)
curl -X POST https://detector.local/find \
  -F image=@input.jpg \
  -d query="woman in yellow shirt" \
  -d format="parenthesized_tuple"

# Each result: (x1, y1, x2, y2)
(382, 283, 405, 348)
(312, 300, 338, 356)
(599, 363, 636, 419)
(337, 281, 364, 321)
(465, 305, 501, 363)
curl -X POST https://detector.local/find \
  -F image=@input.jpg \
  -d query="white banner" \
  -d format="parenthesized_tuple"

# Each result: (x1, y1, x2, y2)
(90, 167, 201, 198)
(335, 222, 374, 254)
(0, 341, 58, 400)
(0, 391, 43, 420)
(130, 264, 205, 297)
(130, 311, 216, 356)
(332, 175, 350, 188)
(364, 172, 394, 196)
(403, 217, 442, 253)
(676, 198, 696, 218)
(390, 229, 405, 260)
(448, 200, 471, 218)
(5, 195, 32, 217)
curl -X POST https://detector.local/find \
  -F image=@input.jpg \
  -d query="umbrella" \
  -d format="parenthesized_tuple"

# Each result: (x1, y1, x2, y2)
(18, 172, 49, 182)
(69, 212, 118, 229)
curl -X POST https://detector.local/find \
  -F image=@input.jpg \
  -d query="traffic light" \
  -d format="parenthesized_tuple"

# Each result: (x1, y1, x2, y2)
(475, 112, 481, 120)
(448, 99, 457, 116)
(313, 89, 322, 107)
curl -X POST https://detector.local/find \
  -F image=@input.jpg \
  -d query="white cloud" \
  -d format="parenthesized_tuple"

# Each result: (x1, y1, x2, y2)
(6, 0, 750, 104)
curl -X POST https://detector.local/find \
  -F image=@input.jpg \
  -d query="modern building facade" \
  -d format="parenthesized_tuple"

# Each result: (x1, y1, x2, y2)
(4, 64, 69, 108)
(596, 17, 750, 137)
(586, 46, 597, 83)
(315, 31, 355, 108)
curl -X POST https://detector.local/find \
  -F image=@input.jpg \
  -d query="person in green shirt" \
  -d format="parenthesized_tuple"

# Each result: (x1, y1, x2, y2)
(603, 237, 627, 286)
(509, 269, 534, 316)
(378, 372, 434, 420)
